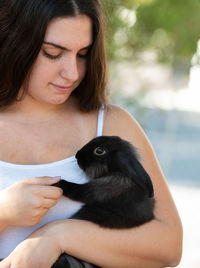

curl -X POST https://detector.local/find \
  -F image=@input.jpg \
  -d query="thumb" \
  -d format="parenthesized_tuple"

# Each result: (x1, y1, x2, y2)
(23, 176, 61, 185)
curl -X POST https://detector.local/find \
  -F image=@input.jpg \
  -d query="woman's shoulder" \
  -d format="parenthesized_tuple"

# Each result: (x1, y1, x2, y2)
(103, 104, 148, 149)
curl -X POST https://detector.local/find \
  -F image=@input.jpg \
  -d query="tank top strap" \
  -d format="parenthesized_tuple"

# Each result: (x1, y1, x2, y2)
(96, 105, 105, 137)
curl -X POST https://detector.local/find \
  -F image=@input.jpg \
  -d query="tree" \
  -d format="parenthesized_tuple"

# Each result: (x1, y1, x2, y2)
(102, 0, 200, 71)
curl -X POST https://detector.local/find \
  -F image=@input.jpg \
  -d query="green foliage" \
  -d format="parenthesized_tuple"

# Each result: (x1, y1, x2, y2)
(102, 0, 154, 60)
(102, 0, 200, 70)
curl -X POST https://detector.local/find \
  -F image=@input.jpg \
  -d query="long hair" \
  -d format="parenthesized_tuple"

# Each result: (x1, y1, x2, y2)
(0, 0, 108, 111)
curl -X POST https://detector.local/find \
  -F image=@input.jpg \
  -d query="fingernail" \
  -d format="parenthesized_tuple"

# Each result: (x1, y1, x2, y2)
(53, 176, 61, 179)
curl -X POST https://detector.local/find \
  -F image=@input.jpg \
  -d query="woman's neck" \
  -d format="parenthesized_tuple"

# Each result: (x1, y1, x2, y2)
(0, 95, 78, 124)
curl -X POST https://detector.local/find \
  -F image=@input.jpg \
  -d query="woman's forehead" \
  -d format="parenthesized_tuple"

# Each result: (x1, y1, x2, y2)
(44, 15, 93, 51)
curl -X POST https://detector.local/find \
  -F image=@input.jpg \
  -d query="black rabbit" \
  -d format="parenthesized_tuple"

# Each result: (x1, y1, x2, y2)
(54, 135, 154, 228)
(52, 136, 155, 268)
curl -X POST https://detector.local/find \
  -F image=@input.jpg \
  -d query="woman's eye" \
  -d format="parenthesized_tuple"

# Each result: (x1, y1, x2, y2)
(93, 147, 106, 156)
(42, 50, 61, 60)
(78, 49, 90, 59)
(78, 53, 88, 59)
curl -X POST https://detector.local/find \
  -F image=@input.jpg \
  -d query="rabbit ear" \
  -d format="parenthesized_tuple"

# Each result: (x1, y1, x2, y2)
(117, 152, 154, 198)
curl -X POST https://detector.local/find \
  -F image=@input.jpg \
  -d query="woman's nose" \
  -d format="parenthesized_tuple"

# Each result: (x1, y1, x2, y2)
(60, 56, 79, 83)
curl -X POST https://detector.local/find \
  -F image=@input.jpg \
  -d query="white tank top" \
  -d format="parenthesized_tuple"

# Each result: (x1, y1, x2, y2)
(0, 107, 105, 258)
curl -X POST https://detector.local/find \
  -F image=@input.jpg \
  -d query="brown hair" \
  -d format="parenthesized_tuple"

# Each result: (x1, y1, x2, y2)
(0, 0, 108, 111)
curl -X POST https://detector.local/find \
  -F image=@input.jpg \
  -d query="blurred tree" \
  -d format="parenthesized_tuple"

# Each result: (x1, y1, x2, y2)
(102, 0, 200, 72)
(102, 0, 154, 60)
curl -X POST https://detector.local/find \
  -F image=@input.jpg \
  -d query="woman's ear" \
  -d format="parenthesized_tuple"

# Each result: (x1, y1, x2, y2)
(116, 151, 154, 198)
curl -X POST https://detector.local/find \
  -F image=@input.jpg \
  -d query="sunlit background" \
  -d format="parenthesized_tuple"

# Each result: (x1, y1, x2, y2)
(102, 0, 200, 267)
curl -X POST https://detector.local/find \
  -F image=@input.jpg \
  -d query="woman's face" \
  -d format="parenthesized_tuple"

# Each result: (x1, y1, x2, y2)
(23, 15, 92, 105)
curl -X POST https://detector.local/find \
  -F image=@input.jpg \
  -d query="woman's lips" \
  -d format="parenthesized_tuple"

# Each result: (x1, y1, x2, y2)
(51, 83, 72, 93)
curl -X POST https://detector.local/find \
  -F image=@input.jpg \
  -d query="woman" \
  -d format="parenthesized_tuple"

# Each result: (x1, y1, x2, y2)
(0, 0, 182, 267)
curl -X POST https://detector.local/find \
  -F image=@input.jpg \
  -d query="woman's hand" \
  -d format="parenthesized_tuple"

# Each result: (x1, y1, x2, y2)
(0, 177, 62, 228)
(0, 221, 63, 268)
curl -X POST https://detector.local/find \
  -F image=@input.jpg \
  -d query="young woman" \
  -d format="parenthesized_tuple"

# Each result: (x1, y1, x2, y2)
(0, 0, 182, 267)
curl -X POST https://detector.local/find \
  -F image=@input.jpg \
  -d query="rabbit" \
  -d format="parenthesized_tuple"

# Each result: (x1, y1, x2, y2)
(52, 136, 155, 268)
(53, 135, 155, 228)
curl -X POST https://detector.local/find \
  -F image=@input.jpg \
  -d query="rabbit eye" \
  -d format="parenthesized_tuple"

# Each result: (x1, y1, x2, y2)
(93, 147, 106, 156)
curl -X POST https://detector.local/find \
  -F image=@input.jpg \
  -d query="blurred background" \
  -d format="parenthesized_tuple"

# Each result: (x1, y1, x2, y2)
(102, 0, 200, 267)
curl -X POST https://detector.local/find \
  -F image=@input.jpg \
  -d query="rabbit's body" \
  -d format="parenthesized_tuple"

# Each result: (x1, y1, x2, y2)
(54, 136, 155, 228)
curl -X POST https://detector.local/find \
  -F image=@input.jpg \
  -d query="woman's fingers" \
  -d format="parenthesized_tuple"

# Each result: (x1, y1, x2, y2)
(35, 184, 63, 199)
(42, 198, 58, 209)
(23, 176, 61, 185)
(24, 176, 63, 199)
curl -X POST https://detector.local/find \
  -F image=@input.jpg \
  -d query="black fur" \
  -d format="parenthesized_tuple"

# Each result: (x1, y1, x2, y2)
(52, 136, 155, 268)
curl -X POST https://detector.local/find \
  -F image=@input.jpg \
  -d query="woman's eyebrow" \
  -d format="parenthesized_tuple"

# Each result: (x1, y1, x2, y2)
(43, 41, 92, 51)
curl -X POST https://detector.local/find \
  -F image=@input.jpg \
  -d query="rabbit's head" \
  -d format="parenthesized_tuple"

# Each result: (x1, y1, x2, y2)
(75, 136, 154, 198)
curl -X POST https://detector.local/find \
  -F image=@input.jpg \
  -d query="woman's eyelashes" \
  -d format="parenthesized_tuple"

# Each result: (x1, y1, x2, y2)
(42, 49, 89, 60)
(42, 50, 61, 60)
(41, 50, 60, 59)
(78, 52, 88, 58)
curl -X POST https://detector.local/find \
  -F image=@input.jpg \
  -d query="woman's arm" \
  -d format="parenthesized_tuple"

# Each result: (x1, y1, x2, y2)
(47, 215, 181, 268)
